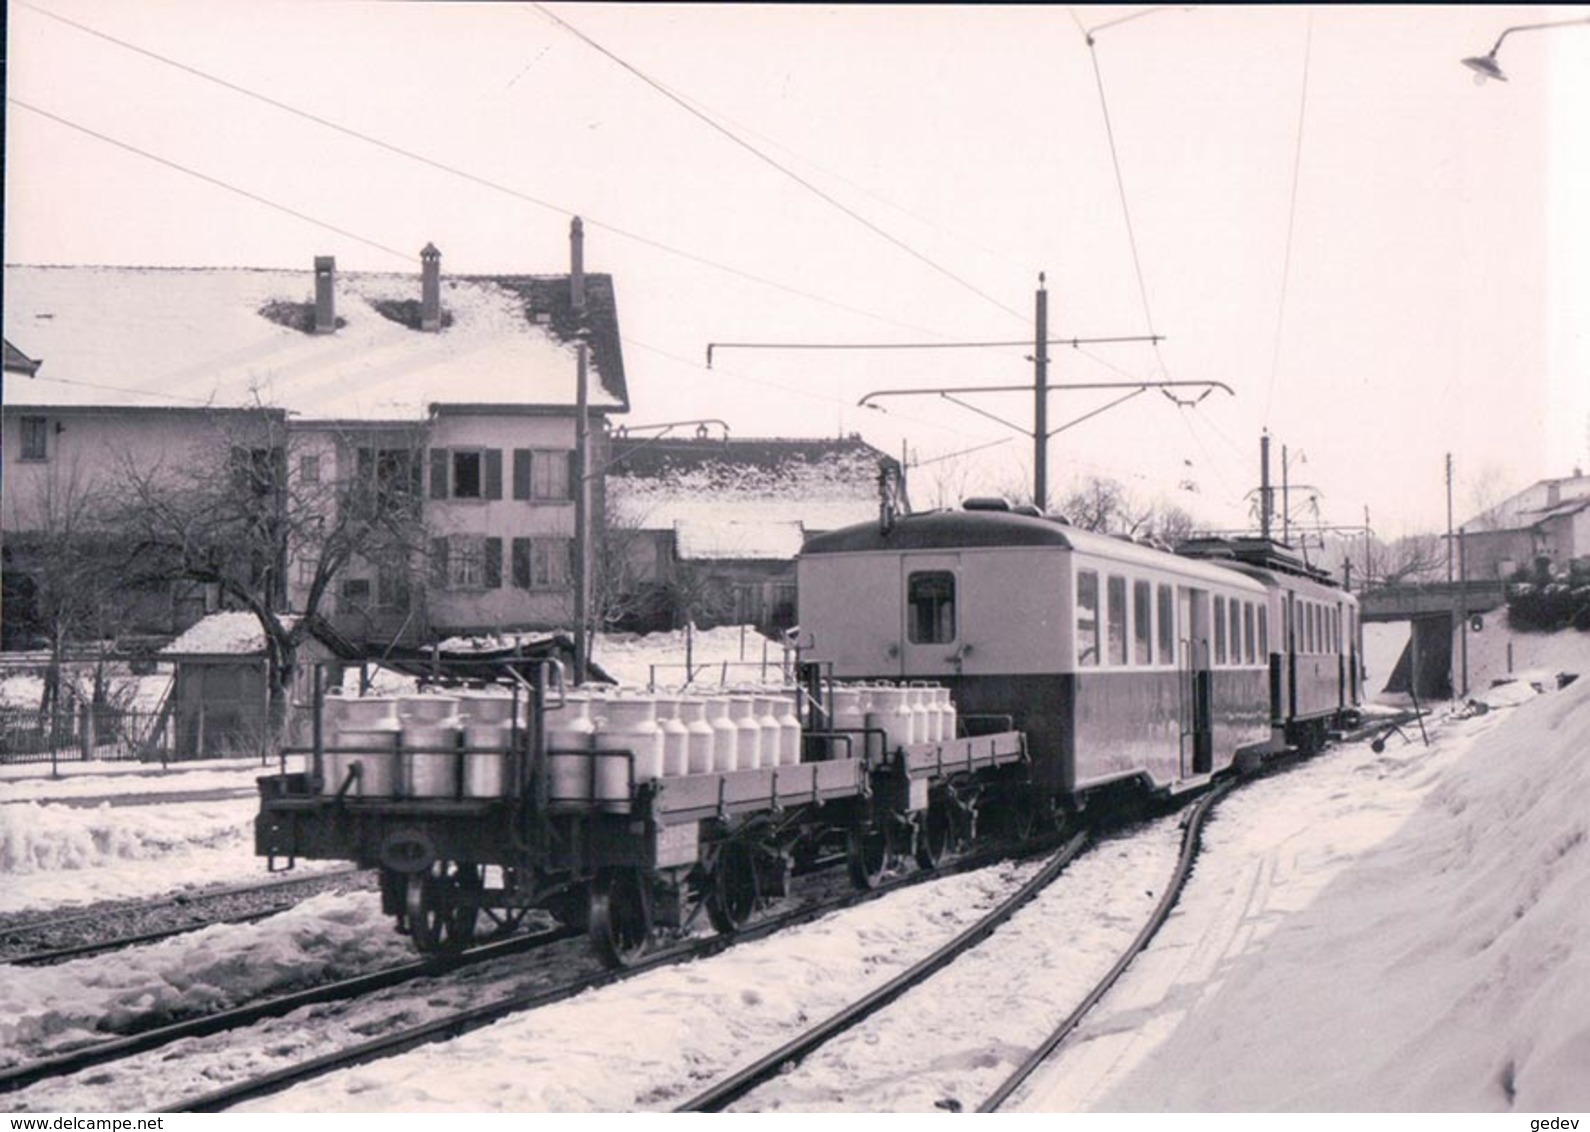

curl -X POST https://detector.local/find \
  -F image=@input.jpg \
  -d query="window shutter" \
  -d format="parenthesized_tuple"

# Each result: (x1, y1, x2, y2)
(429, 449, 449, 499)
(485, 449, 503, 500)
(566, 451, 580, 500)
(513, 449, 531, 500)
(430, 537, 450, 588)
(484, 537, 503, 589)
(511, 538, 530, 589)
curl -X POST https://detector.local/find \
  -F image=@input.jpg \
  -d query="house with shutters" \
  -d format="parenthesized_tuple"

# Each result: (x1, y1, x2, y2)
(2, 220, 628, 651)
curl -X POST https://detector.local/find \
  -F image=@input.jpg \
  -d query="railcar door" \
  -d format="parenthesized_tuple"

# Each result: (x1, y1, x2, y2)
(1177, 586, 1214, 777)
(899, 554, 962, 677)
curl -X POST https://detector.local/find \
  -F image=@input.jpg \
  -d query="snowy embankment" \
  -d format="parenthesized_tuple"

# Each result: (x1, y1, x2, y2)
(0, 797, 270, 915)
(1025, 645, 1590, 1112)
(0, 891, 413, 1070)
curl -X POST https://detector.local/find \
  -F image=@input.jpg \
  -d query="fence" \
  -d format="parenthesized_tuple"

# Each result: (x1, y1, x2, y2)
(0, 702, 176, 765)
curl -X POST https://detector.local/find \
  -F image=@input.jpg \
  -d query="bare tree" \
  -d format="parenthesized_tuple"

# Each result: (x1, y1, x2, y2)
(113, 405, 428, 746)
(1366, 532, 1447, 587)
(3, 460, 127, 714)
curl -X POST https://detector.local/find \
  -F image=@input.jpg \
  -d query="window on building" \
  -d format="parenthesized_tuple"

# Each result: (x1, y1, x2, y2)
(299, 454, 321, 484)
(431, 447, 503, 500)
(1106, 575, 1128, 665)
(1157, 584, 1175, 664)
(453, 451, 483, 499)
(907, 571, 956, 644)
(339, 578, 372, 613)
(1133, 579, 1152, 665)
(431, 535, 502, 591)
(512, 537, 571, 589)
(1214, 595, 1228, 665)
(20, 416, 48, 461)
(377, 563, 410, 609)
(514, 449, 574, 501)
(1077, 569, 1100, 667)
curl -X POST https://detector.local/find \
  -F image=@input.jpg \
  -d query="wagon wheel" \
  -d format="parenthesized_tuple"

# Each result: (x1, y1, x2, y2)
(405, 861, 482, 954)
(706, 840, 759, 934)
(914, 796, 953, 870)
(1003, 788, 1039, 844)
(846, 822, 894, 890)
(588, 867, 653, 968)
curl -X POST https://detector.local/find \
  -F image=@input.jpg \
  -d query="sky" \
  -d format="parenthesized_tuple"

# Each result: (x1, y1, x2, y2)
(5, 2, 1588, 537)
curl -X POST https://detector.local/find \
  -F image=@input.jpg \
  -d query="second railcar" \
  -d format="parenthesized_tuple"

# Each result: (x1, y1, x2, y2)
(796, 503, 1275, 808)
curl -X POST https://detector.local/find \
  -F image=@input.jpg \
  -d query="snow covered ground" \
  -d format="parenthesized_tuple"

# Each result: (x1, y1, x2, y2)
(2, 626, 1585, 1112)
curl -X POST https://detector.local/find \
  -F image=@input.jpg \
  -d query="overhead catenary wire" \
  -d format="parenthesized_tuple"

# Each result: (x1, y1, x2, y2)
(529, 3, 1031, 327)
(7, 98, 415, 265)
(1262, 10, 1315, 428)
(14, 0, 948, 340)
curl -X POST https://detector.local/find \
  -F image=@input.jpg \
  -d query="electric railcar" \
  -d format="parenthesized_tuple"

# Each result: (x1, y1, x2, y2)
(254, 500, 1361, 967)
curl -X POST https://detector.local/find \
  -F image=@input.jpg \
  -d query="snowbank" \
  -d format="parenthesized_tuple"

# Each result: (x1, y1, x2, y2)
(1036, 668, 1590, 1111)
(0, 797, 265, 914)
(0, 891, 408, 1068)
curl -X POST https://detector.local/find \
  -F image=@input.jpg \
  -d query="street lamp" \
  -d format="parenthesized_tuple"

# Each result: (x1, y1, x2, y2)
(1462, 16, 1590, 83)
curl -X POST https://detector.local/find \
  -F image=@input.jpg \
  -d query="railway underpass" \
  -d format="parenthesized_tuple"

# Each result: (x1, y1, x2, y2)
(1359, 581, 1510, 701)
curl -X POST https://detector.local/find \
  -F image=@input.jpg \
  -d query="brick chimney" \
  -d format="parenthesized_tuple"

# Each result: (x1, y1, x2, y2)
(313, 256, 336, 333)
(569, 216, 585, 314)
(420, 243, 442, 332)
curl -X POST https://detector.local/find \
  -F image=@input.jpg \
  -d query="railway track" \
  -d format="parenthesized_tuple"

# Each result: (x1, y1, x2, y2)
(161, 831, 1067, 1112)
(0, 924, 583, 1098)
(1, 868, 370, 965)
(663, 780, 1230, 1112)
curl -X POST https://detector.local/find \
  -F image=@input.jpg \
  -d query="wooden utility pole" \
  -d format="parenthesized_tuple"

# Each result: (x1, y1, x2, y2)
(1034, 277, 1049, 512)
(573, 342, 590, 685)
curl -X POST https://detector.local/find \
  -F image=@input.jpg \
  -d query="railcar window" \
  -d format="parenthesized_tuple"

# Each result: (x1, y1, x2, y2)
(1244, 602, 1256, 664)
(1107, 575, 1128, 665)
(1157, 584, 1175, 664)
(1133, 580, 1153, 665)
(1259, 606, 1269, 656)
(1309, 604, 1318, 653)
(1229, 598, 1243, 665)
(907, 571, 956, 644)
(1077, 570, 1100, 666)
(1334, 608, 1342, 653)
(1213, 595, 1228, 665)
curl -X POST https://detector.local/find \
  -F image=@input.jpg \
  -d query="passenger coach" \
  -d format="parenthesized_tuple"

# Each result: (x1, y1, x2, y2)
(796, 501, 1276, 807)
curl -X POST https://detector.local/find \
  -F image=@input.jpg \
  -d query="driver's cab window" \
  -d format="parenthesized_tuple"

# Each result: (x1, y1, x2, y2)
(907, 571, 956, 644)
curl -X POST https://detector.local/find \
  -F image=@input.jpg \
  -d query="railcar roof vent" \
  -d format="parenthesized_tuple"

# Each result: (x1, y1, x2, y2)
(962, 496, 1011, 512)
(1010, 503, 1042, 517)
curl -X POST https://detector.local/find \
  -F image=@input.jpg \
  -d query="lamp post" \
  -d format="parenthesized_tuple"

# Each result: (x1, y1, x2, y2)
(1462, 15, 1590, 83)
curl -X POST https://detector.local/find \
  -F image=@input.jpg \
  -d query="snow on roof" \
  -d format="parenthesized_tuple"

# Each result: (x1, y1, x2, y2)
(611, 439, 883, 535)
(673, 519, 805, 561)
(160, 612, 298, 656)
(3, 265, 626, 419)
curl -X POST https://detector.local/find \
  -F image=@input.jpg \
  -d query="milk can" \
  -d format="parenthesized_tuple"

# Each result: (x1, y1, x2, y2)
(546, 694, 596, 805)
(653, 695, 690, 778)
(938, 686, 959, 741)
(593, 695, 663, 811)
(864, 684, 912, 756)
(753, 693, 783, 767)
(772, 693, 803, 765)
(323, 697, 400, 796)
(704, 695, 739, 771)
(401, 703, 462, 799)
(678, 696, 715, 774)
(727, 694, 762, 770)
